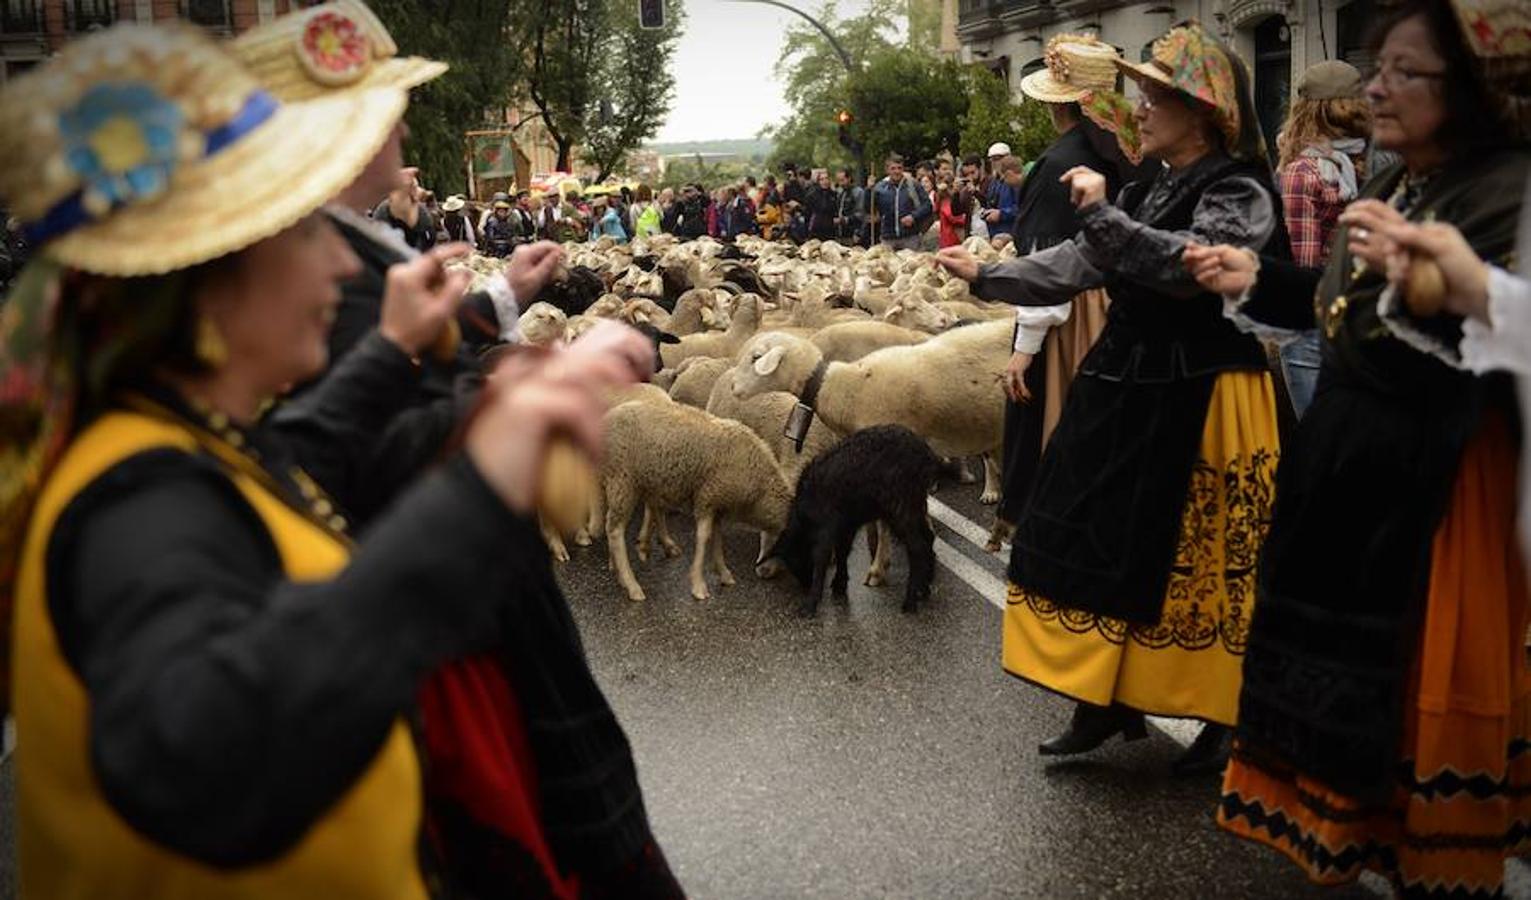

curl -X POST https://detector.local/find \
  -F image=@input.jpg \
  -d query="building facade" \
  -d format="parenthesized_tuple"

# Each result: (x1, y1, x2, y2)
(955, 0, 1384, 154)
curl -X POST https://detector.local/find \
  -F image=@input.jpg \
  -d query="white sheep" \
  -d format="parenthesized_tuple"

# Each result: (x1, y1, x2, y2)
(936, 299, 1015, 323)
(516, 302, 568, 347)
(809, 320, 930, 363)
(659, 292, 762, 369)
(878, 290, 956, 334)
(601, 401, 793, 601)
(585, 293, 628, 319)
(668, 356, 735, 409)
(565, 382, 676, 561)
(702, 366, 905, 585)
(731, 319, 1012, 504)
(704, 373, 840, 489)
(624, 289, 728, 336)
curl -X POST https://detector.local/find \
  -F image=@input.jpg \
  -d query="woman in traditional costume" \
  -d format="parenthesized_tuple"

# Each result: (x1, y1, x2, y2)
(937, 20, 1288, 774)
(0, 23, 675, 898)
(1185, 0, 1531, 894)
(986, 32, 1145, 552)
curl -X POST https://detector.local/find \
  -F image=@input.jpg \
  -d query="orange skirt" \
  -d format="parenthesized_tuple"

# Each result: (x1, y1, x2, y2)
(1219, 415, 1531, 898)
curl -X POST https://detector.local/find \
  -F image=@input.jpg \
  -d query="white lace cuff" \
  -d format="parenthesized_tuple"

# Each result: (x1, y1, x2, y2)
(1377, 282, 1463, 368)
(483, 275, 521, 342)
(1220, 279, 1304, 346)
(1461, 266, 1531, 376)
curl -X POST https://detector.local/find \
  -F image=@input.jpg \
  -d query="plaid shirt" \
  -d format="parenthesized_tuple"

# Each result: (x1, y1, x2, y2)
(1279, 157, 1348, 269)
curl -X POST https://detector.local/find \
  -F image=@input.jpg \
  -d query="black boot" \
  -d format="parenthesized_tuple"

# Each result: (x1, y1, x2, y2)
(1038, 702, 1149, 757)
(1171, 723, 1232, 776)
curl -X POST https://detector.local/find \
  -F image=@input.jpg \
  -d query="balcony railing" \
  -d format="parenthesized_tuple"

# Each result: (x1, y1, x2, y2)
(66, 0, 116, 32)
(958, 0, 1057, 36)
(181, 0, 232, 31)
(0, 0, 44, 35)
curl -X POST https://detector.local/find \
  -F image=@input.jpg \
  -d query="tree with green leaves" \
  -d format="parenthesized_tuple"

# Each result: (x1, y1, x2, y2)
(762, 0, 903, 173)
(763, 1, 1053, 175)
(518, 0, 683, 175)
(368, 0, 526, 194)
(844, 52, 967, 165)
(960, 67, 1056, 162)
(581, 0, 685, 179)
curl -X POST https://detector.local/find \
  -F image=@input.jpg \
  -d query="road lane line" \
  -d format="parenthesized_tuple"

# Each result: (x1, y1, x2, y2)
(930, 497, 1198, 749)
(927, 496, 996, 553)
(933, 537, 1007, 604)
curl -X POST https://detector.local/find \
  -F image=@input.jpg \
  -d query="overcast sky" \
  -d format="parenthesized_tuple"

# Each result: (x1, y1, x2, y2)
(654, 0, 872, 143)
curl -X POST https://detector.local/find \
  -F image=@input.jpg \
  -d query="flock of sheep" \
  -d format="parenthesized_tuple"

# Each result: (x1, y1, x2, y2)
(452, 233, 1021, 612)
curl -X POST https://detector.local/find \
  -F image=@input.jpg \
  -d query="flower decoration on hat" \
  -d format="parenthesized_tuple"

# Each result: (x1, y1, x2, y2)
(59, 82, 187, 218)
(297, 10, 373, 86)
(1045, 43, 1072, 82)
(1453, 0, 1531, 57)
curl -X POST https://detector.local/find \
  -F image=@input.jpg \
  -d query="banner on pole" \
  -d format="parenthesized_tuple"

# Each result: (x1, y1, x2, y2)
(467, 130, 518, 179)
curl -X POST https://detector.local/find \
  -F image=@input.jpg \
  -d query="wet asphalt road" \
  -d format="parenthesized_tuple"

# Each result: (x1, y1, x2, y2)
(556, 477, 1402, 900)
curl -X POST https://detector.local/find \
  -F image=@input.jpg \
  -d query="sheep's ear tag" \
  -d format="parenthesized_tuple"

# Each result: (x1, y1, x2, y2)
(784, 403, 814, 454)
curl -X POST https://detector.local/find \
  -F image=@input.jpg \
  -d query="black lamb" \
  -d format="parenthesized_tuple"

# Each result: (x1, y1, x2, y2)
(536, 265, 604, 317)
(765, 425, 942, 617)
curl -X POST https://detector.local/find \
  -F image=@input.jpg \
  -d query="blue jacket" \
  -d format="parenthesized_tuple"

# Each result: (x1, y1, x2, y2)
(590, 207, 628, 243)
(871, 176, 932, 240)
(985, 178, 1020, 235)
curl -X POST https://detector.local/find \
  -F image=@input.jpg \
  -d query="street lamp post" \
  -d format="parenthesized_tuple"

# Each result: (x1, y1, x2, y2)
(722, 0, 854, 72)
(720, 0, 865, 183)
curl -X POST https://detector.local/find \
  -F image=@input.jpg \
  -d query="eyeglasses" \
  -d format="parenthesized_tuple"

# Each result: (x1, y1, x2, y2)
(1365, 61, 1447, 90)
(1135, 88, 1180, 112)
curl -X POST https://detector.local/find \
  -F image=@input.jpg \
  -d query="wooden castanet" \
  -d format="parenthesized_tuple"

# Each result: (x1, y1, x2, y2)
(1403, 256, 1448, 318)
(439, 326, 597, 536)
(539, 438, 597, 536)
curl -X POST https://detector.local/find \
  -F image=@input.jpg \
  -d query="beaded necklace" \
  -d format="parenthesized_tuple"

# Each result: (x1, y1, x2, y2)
(121, 392, 353, 543)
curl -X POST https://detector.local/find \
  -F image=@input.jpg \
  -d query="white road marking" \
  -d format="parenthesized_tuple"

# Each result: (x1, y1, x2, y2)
(932, 537, 1007, 603)
(927, 496, 995, 552)
(929, 496, 1196, 749)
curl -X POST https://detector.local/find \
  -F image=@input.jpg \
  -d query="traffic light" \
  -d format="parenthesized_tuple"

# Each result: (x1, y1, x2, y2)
(639, 0, 664, 29)
(835, 110, 860, 153)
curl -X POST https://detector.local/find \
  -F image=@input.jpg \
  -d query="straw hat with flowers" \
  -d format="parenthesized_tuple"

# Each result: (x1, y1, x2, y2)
(0, 23, 406, 276)
(230, 0, 446, 102)
(1021, 33, 1121, 105)
(0, 22, 410, 714)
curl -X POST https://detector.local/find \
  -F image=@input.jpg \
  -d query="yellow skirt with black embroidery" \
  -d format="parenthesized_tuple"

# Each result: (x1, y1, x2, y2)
(1002, 371, 1279, 725)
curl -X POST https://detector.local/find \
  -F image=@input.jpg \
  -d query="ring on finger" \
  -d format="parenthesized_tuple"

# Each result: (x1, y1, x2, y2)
(1354, 227, 1370, 241)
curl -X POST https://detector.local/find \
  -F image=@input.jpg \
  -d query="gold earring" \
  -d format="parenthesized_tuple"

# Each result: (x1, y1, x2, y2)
(195, 316, 228, 369)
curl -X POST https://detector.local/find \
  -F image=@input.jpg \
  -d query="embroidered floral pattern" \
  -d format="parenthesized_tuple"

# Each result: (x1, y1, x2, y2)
(59, 82, 184, 216)
(1010, 449, 1277, 653)
(298, 11, 373, 86)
